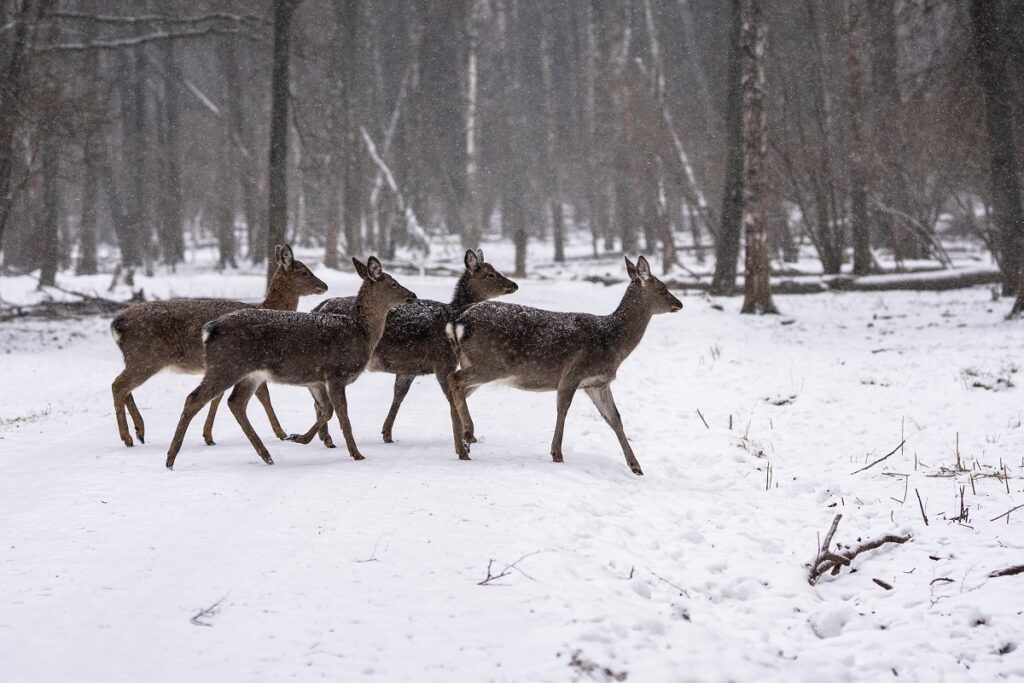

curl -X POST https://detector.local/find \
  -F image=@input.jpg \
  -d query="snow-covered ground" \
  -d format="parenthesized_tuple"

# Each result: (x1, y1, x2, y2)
(2, 256, 1024, 681)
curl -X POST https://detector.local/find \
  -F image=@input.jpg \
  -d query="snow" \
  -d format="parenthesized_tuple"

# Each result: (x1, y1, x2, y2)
(2, 260, 1024, 681)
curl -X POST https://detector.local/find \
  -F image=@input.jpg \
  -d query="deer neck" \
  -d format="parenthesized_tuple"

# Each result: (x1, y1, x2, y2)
(260, 269, 300, 311)
(607, 282, 653, 357)
(354, 285, 392, 351)
(448, 272, 476, 312)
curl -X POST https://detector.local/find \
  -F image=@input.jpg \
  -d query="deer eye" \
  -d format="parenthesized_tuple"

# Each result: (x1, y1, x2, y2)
(390, 282, 397, 288)
(487, 273, 496, 279)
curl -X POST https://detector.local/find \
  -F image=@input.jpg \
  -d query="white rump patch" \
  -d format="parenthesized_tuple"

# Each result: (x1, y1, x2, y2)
(455, 324, 465, 341)
(110, 327, 121, 343)
(201, 328, 212, 343)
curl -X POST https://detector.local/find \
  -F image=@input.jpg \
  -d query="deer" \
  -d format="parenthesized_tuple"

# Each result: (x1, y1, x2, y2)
(110, 244, 327, 448)
(310, 248, 517, 447)
(445, 255, 682, 475)
(164, 256, 416, 469)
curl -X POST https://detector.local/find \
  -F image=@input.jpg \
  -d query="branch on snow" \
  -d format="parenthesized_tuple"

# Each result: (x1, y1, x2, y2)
(808, 514, 911, 586)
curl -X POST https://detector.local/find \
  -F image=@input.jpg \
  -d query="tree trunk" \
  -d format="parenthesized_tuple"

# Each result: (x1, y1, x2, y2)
(465, 0, 484, 250)
(37, 138, 60, 287)
(339, 0, 363, 257)
(710, 0, 744, 296)
(969, 0, 1024, 305)
(77, 137, 99, 275)
(0, 0, 49, 257)
(121, 49, 150, 271)
(541, 2, 565, 262)
(846, 0, 872, 275)
(157, 39, 184, 266)
(739, 0, 778, 315)
(266, 0, 302, 283)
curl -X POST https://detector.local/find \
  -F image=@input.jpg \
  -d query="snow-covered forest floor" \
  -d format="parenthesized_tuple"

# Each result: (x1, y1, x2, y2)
(2, 245, 1023, 681)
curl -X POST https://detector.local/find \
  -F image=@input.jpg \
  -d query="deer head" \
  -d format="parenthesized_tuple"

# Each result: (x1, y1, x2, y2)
(272, 244, 328, 296)
(460, 248, 518, 301)
(625, 255, 682, 314)
(352, 256, 417, 311)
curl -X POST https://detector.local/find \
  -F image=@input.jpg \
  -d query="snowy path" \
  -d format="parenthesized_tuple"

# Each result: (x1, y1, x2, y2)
(2, 273, 1023, 681)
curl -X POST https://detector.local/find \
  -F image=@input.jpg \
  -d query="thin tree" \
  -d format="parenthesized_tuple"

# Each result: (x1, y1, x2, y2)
(0, 0, 52, 259)
(968, 0, 1024, 308)
(710, 0, 744, 296)
(845, 0, 871, 275)
(266, 0, 302, 283)
(739, 0, 778, 314)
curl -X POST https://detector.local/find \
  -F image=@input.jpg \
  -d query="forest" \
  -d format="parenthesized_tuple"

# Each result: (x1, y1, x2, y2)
(1, 0, 1023, 314)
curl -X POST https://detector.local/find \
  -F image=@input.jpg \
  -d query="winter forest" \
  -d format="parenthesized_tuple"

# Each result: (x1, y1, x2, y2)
(3, 1, 1024, 681)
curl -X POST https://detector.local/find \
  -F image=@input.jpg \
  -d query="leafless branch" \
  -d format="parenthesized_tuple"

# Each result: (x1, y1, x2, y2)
(850, 440, 906, 474)
(988, 565, 1024, 578)
(808, 514, 911, 585)
(190, 593, 229, 627)
(477, 552, 540, 586)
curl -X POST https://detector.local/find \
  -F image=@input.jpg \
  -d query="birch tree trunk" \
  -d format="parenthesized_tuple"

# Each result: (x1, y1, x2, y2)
(739, 0, 778, 314)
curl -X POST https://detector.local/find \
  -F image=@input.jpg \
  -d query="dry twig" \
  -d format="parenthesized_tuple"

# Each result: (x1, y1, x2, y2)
(477, 552, 540, 586)
(850, 440, 906, 475)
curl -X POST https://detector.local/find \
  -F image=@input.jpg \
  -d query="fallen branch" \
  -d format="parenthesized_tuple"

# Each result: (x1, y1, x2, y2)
(850, 440, 906, 474)
(190, 593, 228, 627)
(808, 514, 911, 585)
(477, 552, 539, 586)
(990, 503, 1024, 523)
(988, 565, 1024, 578)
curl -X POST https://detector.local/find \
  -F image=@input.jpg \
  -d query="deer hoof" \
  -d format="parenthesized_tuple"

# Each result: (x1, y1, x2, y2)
(204, 439, 216, 446)
(351, 452, 365, 461)
(630, 464, 644, 476)
(382, 433, 393, 444)
(264, 456, 275, 465)
(324, 442, 336, 449)
(136, 434, 145, 445)
(551, 453, 563, 463)
(122, 439, 134, 448)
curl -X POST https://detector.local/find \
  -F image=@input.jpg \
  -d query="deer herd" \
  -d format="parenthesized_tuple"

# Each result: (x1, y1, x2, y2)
(110, 245, 681, 475)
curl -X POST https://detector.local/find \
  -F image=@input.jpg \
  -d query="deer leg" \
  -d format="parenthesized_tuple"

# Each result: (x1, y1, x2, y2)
(166, 374, 236, 469)
(326, 379, 364, 460)
(112, 364, 159, 447)
(287, 385, 335, 445)
(201, 393, 224, 446)
(124, 394, 145, 444)
(308, 386, 335, 448)
(226, 377, 274, 465)
(381, 374, 415, 443)
(447, 367, 491, 460)
(584, 384, 643, 476)
(550, 379, 580, 463)
(254, 382, 288, 440)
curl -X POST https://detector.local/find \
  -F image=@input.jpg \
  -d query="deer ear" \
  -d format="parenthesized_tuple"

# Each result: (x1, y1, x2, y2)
(366, 255, 383, 281)
(465, 249, 481, 272)
(636, 255, 652, 280)
(278, 244, 294, 270)
(476, 248, 484, 263)
(624, 256, 638, 281)
(352, 257, 368, 280)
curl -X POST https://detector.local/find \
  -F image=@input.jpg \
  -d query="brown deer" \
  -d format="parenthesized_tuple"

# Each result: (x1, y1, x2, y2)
(110, 244, 326, 448)
(445, 256, 681, 475)
(164, 256, 416, 469)
(311, 249, 517, 446)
